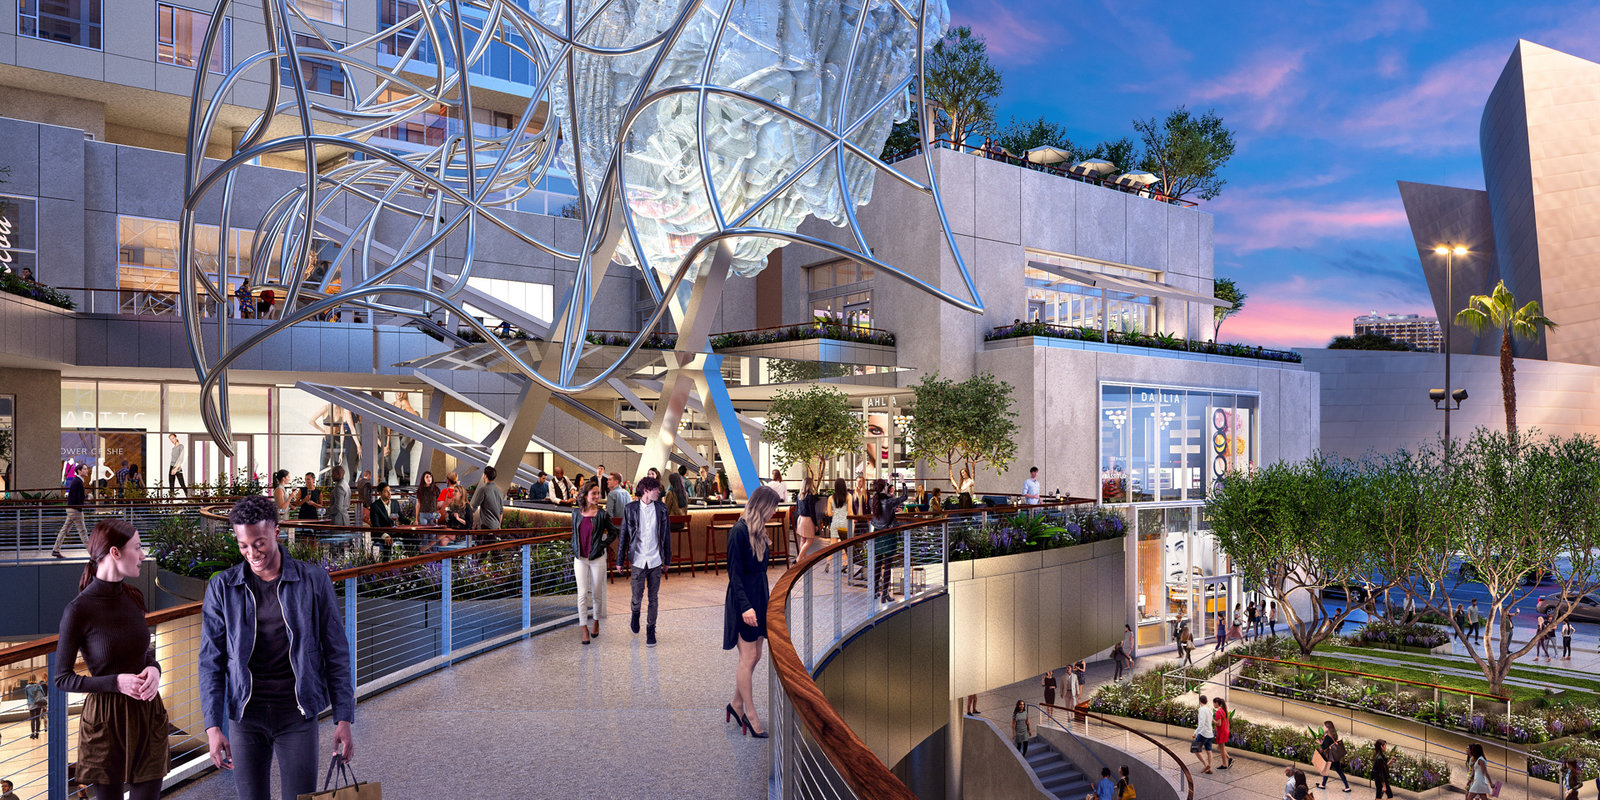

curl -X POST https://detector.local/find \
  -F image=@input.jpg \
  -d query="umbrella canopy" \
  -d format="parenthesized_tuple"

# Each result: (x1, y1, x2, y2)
(1025, 145, 1075, 165)
(1072, 159, 1117, 176)
(1118, 171, 1160, 186)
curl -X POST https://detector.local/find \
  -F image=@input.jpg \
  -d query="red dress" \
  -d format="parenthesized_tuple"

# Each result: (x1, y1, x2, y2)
(1215, 707, 1230, 742)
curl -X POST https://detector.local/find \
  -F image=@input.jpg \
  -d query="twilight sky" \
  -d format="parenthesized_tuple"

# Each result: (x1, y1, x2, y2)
(947, 0, 1600, 349)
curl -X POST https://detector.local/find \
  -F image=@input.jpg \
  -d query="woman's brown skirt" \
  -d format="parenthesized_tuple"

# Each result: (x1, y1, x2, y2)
(77, 692, 170, 784)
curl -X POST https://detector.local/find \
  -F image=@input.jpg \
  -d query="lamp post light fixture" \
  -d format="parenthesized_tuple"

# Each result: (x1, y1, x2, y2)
(1433, 244, 1469, 460)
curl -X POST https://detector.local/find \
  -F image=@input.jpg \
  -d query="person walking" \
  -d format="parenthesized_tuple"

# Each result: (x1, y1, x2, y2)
(24, 677, 47, 738)
(1269, 600, 1278, 637)
(1065, 661, 1083, 711)
(1115, 766, 1135, 800)
(1535, 617, 1553, 660)
(470, 466, 506, 532)
(1371, 739, 1394, 799)
(1214, 609, 1228, 654)
(327, 465, 351, 527)
(52, 464, 90, 558)
(1178, 623, 1195, 666)
(1193, 694, 1214, 774)
(868, 478, 906, 604)
(724, 485, 781, 739)
(794, 477, 822, 562)
(295, 473, 322, 521)
(619, 476, 670, 647)
(53, 520, 168, 800)
(1214, 697, 1233, 769)
(415, 471, 440, 525)
(1246, 602, 1258, 641)
(571, 481, 615, 645)
(199, 495, 356, 800)
(1562, 620, 1575, 659)
(605, 472, 630, 520)
(1317, 720, 1351, 793)
(1467, 600, 1481, 640)
(1111, 641, 1130, 681)
(829, 477, 852, 540)
(167, 434, 187, 497)
(1011, 700, 1032, 755)
(1464, 743, 1491, 800)
(1094, 767, 1115, 800)
(1041, 669, 1057, 707)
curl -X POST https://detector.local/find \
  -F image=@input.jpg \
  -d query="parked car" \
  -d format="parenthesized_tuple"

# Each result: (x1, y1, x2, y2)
(1459, 560, 1546, 586)
(1320, 584, 1370, 603)
(1536, 593, 1600, 623)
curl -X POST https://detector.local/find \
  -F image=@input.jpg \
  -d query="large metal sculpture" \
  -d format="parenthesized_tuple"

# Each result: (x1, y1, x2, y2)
(180, 0, 981, 496)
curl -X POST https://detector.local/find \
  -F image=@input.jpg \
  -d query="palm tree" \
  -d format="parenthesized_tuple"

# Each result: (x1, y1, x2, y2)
(1454, 281, 1557, 451)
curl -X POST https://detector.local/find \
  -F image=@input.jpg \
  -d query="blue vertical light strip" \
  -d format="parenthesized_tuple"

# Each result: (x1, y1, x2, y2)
(521, 543, 532, 633)
(441, 557, 454, 662)
(344, 576, 357, 687)
(46, 652, 67, 800)
(699, 353, 759, 493)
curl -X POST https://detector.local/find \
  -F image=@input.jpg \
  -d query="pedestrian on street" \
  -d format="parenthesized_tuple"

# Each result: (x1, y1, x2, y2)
(1372, 739, 1395, 799)
(1269, 600, 1277, 637)
(1562, 620, 1574, 659)
(1467, 600, 1481, 639)
(1193, 694, 1214, 775)
(1111, 641, 1131, 681)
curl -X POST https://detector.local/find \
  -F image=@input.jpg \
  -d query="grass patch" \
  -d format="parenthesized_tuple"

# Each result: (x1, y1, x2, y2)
(1295, 652, 1540, 703)
(1319, 644, 1600, 695)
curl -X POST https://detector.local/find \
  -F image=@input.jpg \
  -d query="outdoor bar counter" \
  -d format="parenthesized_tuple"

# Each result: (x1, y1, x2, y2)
(506, 500, 795, 570)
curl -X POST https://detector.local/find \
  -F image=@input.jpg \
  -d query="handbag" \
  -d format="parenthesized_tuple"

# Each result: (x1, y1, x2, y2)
(299, 755, 381, 800)
(1189, 735, 1203, 754)
(1490, 779, 1502, 797)
(1329, 739, 1346, 764)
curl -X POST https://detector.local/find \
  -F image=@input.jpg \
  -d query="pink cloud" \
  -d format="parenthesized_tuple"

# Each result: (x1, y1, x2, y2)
(952, 1, 1068, 66)
(1210, 193, 1410, 253)
(1338, 43, 1508, 152)
(1221, 294, 1434, 350)
(1335, 0, 1429, 43)
(1197, 50, 1306, 101)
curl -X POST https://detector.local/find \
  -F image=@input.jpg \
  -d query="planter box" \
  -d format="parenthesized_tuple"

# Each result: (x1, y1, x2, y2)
(157, 568, 213, 604)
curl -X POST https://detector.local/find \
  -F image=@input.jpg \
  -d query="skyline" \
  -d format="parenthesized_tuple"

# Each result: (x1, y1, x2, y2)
(949, 0, 1600, 349)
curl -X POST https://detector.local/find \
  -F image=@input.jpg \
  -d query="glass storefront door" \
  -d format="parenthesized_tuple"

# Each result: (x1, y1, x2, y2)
(1133, 503, 1240, 649)
(190, 435, 254, 487)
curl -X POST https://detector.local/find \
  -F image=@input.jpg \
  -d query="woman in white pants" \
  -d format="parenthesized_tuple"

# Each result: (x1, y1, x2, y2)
(571, 481, 616, 645)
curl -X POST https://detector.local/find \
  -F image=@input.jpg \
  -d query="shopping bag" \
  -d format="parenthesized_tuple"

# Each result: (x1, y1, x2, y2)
(1311, 750, 1327, 772)
(1490, 779, 1502, 797)
(299, 755, 382, 800)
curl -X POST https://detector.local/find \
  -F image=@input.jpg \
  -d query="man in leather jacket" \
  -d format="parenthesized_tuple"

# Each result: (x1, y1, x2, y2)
(199, 495, 355, 800)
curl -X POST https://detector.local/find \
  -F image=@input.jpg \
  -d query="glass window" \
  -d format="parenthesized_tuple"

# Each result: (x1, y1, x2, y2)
(18, 0, 101, 49)
(0, 394, 13, 493)
(1026, 252, 1160, 332)
(295, 0, 343, 25)
(282, 34, 345, 96)
(1135, 508, 1165, 646)
(463, 277, 554, 328)
(1100, 385, 1129, 503)
(157, 4, 229, 73)
(117, 215, 294, 316)
(1157, 388, 1183, 502)
(1184, 391, 1209, 501)
(1, 195, 40, 281)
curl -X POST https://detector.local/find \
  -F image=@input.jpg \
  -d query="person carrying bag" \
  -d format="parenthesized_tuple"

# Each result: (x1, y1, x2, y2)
(299, 755, 380, 800)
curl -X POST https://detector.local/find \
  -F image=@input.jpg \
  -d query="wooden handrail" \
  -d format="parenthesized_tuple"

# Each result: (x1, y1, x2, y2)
(0, 531, 574, 666)
(1237, 655, 1510, 702)
(767, 498, 1097, 799)
(1041, 703, 1195, 800)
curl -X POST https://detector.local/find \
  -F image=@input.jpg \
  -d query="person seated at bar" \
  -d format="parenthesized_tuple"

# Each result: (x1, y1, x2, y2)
(531, 471, 550, 502)
(367, 482, 401, 527)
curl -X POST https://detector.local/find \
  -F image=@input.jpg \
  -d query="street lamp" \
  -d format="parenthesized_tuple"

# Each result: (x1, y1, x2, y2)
(1433, 244, 1469, 460)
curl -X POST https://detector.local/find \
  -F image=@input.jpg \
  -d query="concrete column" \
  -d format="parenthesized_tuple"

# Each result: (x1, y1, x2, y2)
(947, 698, 965, 800)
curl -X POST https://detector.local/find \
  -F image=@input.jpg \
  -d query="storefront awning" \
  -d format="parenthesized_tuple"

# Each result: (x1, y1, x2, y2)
(1026, 260, 1232, 307)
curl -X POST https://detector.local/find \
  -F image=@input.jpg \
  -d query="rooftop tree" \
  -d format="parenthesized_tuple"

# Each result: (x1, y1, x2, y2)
(905, 372, 1019, 486)
(996, 115, 1076, 158)
(1134, 106, 1235, 202)
(923, 26, 1002, 151)
(762, 385, 861, 483)
(1454, 281, 1558, 452)
(1213, 278, 1247, 340)
(1082, 138, 1140, 172)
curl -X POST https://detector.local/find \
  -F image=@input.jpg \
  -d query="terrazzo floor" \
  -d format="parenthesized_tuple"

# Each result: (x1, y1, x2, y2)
(165, 568, 779, 800)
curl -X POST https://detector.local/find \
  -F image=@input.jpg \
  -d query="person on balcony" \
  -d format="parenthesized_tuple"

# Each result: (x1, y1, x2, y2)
(367, 482, 400, 528)
(470, 467, 506, 532)
(619, 476, 671, 647)
(295, 473, 322, 522)
(724, 486, 781, 738)
(167, 434, 187, 497)
(53, 520, 168, 800)
(1022, 466, 1041, 506)
(200, 496, 356, 800)
(327, 465, 351, 527)
(52, 463, 90, 558)
(234, 279, 252, 318)
(415, 471, 440, 525)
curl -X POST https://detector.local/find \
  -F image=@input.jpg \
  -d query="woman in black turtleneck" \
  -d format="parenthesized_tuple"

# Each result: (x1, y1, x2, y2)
(53, 520, 169, 799)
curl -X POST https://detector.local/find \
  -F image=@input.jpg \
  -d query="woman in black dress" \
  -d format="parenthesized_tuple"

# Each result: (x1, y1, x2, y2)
(54, 520, 168, 799)
(724, 485, 782, 738)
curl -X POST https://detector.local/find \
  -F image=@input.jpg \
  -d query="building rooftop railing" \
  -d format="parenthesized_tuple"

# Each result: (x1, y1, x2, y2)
(987, 320, 1303, 364)
(885, 138, 1200, 208)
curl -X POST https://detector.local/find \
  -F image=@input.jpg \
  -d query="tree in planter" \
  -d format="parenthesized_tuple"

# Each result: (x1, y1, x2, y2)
(1133, 106, 1236, 202)
(1213, 277, 1247, 340)
(1413, 429, 1600, 695)
(762, 385, 861, 483)
(904, 372, 1019, 487)
(923, 26, 1002, 150)
(1207, 454, 1413, 656)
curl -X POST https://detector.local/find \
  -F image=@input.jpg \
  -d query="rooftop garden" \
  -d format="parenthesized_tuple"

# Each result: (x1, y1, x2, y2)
(1, 269, 76, 310)
(456, 317, 895, 349)
(986, 320, 1301, 364)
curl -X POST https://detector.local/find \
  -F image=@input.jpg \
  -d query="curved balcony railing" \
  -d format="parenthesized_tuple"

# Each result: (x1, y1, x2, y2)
(767, 498, 1095, 799)
(0, 520, 577, 800)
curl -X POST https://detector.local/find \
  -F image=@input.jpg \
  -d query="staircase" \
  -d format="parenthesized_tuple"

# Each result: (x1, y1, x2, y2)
(1024, 738, 1095, 799)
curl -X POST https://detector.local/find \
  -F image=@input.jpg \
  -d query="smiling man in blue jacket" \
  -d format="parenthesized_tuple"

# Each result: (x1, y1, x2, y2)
(199, 495, 355, 800)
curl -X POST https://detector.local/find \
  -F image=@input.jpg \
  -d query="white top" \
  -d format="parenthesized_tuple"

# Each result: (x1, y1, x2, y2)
(633, 501, 663, 569)
(765, 479, 786, 493)
(1022, 477, 1041, 504)
(1195, 705, 1214, 737)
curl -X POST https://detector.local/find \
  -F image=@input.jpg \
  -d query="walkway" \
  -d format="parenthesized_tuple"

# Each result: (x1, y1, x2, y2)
(166, 568, 779, 800)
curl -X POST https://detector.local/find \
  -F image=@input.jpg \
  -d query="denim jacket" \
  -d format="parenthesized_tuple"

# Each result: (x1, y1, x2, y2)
(199, 546, 355, 731)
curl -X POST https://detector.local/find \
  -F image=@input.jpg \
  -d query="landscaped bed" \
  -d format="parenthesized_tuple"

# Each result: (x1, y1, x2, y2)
(1086, 671, 1452, 792)
(947, 507, 1124, 562)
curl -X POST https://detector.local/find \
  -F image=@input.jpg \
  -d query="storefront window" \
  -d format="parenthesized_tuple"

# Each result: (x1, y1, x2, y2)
(1100, 385, 1129, 503)
(0, 394, 14, 493)
(1101, 383, 1258, 505)
(1135, 508, 1164, 647)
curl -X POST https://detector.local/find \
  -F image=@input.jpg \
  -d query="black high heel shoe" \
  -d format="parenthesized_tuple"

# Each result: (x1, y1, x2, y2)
(726, 703, 743, 732)
(740, 712, 769, 739)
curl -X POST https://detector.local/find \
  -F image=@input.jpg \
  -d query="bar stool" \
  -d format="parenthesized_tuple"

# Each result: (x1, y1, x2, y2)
(606, 516, 622, 584)
(705, 512, 740, 575)
(765, 508, 789, 566)
(668, 514, 695, 577)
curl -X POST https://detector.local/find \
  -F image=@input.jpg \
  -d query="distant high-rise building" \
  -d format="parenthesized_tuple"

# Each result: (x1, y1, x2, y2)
(1353, 313, 1442, 352)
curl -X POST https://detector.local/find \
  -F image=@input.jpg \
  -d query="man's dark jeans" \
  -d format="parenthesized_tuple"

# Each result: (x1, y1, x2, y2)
(630, 565, 663, 628)
(29, 702, 45, 735)
(230, 700, 319, 800)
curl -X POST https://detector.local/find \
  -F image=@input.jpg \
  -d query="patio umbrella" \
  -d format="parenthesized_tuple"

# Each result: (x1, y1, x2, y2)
(1118, 171, 1160, 186)
(1025, 145, 1075, 165)
(1072, 159, 1117, 176)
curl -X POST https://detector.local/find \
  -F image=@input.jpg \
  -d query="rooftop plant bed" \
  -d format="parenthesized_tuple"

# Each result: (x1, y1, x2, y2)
(948, 507, 1124, 562)
(1, 271, 77, 310)
(986, 321, 1302, 364)
(1087, 671, 1451, 792)
(461, 319, 896, 350)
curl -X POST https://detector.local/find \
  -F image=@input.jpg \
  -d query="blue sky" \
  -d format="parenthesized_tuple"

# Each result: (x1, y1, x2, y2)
(947, 0, 1600, 348)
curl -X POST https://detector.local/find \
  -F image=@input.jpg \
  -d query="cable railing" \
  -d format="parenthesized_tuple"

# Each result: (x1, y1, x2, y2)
(0, 522, 577, 800)
(1039, 703, 1195, 800)
(767, 498, 1093, 799)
